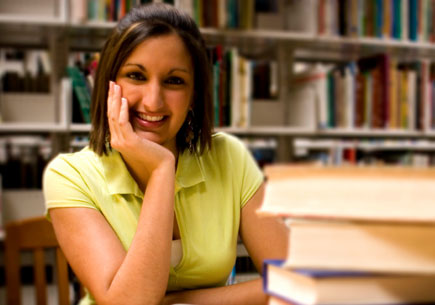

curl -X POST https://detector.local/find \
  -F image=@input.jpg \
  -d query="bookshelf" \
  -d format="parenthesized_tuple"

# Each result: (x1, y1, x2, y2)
(0, 0, 434, 165)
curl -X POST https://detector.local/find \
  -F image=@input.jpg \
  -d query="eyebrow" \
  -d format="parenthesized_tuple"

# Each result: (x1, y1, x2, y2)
(123, 63, 191, 75)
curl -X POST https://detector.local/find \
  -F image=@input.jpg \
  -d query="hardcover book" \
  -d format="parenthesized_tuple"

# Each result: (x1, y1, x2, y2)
(263, 260, 435, 305)
(283, 219, 435, 274)
(259, 165, 435, 223)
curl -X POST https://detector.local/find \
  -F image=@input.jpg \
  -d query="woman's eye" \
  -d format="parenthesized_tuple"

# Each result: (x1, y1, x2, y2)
(166, 77, 185, 85)
(127, 72, 146, 81)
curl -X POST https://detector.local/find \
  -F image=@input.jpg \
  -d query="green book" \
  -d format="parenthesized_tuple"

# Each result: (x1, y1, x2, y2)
(66, 66, 91, 123)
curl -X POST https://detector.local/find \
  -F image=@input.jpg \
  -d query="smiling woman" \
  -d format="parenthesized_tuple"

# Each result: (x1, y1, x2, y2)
(42, 3, 288, 305)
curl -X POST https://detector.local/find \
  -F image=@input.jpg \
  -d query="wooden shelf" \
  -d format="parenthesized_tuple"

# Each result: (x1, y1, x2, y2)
(201, 28, 435, 59)
(295, 139, 435, 151)
(1, 18, 434, 56)
(217, 126, 435, 139)
(1, 121, 432, 139)
(70, 123, 92, 132)
(0, 123, 67, 133)
(0, 14, 66, 25)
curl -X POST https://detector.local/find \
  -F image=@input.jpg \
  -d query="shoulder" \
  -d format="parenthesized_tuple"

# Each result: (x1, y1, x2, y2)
(45, 147, 100, 175)
(44, 147, 108, 190)
(210, 132, 248, 155)
(201, 132, 258, 174)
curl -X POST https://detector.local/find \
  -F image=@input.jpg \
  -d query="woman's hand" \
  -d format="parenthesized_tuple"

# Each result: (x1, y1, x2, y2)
(107, 81, 175, 184)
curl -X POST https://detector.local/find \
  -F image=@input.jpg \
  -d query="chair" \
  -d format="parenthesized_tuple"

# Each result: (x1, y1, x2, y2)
(5, 216, 78, 305)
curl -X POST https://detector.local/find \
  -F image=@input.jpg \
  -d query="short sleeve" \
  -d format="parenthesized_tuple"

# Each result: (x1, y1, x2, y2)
(220, 133, 264, 208)
(43, 155, 98, 216)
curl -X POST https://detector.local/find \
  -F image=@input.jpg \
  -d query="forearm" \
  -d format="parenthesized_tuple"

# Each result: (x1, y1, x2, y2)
(105, 163, 175, 304)
(162, 279, 268, 305)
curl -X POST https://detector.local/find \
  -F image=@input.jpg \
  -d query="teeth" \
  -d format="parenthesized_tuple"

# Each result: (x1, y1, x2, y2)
(137, 113, 164, 122)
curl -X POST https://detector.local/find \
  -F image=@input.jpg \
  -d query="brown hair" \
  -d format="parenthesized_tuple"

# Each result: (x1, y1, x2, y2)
(89, 3, 213, 156)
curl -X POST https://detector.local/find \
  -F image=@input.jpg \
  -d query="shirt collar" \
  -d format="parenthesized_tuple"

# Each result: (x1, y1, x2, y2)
(100, 149, 143, 197)
(175, 150, 205, 193)
(101, 149, 205, 196)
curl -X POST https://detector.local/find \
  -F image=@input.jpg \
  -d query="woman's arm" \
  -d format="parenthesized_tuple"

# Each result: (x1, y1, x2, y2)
(50, 82, 176, 305)
(162, 278, 265, 305)
(161, 183, 289, 305)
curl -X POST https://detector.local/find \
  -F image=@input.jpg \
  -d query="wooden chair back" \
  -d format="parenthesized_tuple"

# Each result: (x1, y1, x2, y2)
(5, 216, 73, 305)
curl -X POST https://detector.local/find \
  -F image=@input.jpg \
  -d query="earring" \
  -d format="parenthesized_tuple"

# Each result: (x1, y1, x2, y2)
(105, 131, 111, 149)
(186, 110, 195, 153)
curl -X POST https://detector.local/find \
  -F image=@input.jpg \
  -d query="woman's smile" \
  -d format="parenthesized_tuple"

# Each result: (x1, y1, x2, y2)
(132, 111, 168, 128)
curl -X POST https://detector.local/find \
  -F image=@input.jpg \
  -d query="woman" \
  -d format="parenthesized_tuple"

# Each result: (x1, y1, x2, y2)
(43, 3, 287, 305)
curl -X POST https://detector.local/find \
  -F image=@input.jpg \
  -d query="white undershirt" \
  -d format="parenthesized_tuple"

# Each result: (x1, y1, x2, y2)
(171, 239, 183, 267)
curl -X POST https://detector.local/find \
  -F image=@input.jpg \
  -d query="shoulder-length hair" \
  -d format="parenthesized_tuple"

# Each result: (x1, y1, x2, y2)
(89, 3, 213, 156)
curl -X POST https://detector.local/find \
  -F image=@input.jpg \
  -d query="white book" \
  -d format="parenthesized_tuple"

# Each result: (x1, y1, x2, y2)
(218, 0, 227, 28)
(421, 60, 431, 131)
(401, 0, 409, 40)
(174, 0, 194, 20)
(238, 57, 252, 128)
(60, 77, 72, 127)
(285, 0, 318, 34)
(325, 0, 338, 36)
(344, 66, 354, 128)
(70, 0, 87, 23)
(288, 64, 327, 129)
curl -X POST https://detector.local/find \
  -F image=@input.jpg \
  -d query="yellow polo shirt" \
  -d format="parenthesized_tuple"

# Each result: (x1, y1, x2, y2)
(43, 132, 263, 304)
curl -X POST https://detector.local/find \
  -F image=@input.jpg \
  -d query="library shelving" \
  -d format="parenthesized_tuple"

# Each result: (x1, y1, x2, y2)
(1, 2, 435, 167)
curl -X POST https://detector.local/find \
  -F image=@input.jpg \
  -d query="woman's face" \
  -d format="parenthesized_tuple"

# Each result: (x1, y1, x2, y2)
(115, 33, 194, 155)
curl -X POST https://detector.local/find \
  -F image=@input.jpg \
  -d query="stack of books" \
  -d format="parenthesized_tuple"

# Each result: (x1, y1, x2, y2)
(259, 165, 435, 305)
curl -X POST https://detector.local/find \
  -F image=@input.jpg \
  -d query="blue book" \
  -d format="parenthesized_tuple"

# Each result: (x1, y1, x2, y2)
(263, 259, 435, 305)
(375, 0, 384, 37)
(392, 0, 402, 39)
(408, 0, 418, 41)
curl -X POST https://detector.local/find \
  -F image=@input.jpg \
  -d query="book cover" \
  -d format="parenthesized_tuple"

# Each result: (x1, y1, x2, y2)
(259, 165, 435, 223)
(263, 259, 435, 305)
(409, 0, 418, 41)
(392, 0, 402, 39)
(283, 220, 435, 274)
(66, 66, 91, 124)
(285, 0, 318, 34)
(288, 64, 327, 129)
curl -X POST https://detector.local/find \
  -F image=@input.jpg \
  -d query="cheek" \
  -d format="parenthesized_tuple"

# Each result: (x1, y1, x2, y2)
(165, 90, 192, 108)
(118, 83, 142, 105)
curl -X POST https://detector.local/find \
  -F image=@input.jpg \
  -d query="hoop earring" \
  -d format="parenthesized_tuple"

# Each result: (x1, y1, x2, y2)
(186, 110, 195, 153)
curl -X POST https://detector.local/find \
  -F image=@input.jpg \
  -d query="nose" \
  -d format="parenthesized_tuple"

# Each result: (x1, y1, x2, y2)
(141, 79, 164, 112)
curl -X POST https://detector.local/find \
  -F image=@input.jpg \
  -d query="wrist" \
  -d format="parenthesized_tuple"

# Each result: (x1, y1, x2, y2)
(152, 156, 176, 176)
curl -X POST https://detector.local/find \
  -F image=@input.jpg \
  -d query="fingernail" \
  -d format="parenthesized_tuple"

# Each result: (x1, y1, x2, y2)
(109, 81, 114, 90)
(115, 84, 120, 94)
(121, 97, 127, 104)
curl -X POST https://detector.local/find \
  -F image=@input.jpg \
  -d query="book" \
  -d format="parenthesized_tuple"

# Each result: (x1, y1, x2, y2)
(285, 0, 318, 34)
(259, 165, 435, 223)
(268, 295, 292, 305)
(66, 66, 92, 124)
(288, 64, 328, 129)
(263, 259, 435, 305)
(282, 219, 435, 274)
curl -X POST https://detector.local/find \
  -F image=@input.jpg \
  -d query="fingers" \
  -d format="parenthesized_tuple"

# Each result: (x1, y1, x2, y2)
(119, 97, 129, 125)
(107, 82, 135, 149)
(107, 81, 123, 146)
(109, 82, 122, 122)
